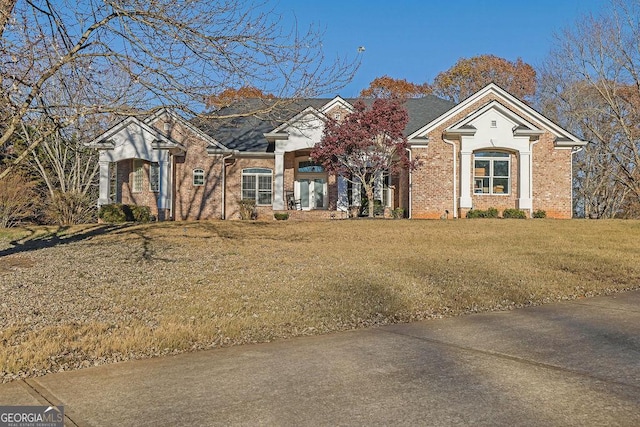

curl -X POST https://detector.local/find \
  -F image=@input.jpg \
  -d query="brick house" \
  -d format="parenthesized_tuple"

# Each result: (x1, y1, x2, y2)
(87, 84, 586, 220)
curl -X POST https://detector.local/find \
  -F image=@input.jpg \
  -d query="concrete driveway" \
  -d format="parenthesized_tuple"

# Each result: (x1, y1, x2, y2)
(1, 290, 639, 426)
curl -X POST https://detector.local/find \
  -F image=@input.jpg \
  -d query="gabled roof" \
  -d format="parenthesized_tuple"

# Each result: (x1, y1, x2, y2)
(85, 116, 184, 152)
(194, 95, 456, 153)
(145, 108, 227, 150)
(408, 83, 587, 147)
(193, 98, 332, 152)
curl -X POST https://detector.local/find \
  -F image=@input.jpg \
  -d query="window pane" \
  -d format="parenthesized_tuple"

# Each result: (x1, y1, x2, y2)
(300, 179, 310, 208)
(242, 175, 257, 202)
(314, 178, 325, 208)
(474, 178, 490, 193)
(494, 160, 509, 177)
(257, 175, 272, 205)
(258, 175, 272, 191)
(243, 168, 271, 174)
(475, 151, 509, 157)
(257, 191, 271, 205)
(133, 160, 143, 193)
(474, 160, 490, 177)
(193, 169, 204, 186)
(150, 162, 160, 192)
(493, 178, 509, 194)
(298, 161, 324, 173)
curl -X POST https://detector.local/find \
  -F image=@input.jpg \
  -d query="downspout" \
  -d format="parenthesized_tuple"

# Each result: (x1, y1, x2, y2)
(443, 137, 458, 218)
(570, 145, 584, 218)
(529, 139, 540, 216)
(168, 154, 173, 220)
(221, 153, 234, 220)
(405, 147, 412, 219)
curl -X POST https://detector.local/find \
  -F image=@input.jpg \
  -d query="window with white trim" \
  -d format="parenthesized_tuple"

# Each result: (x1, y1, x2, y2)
(149, 162, 160, 192)
(473, 151, 510, 195)
(193, 169, 205, 186)
(242, 168, 272, 205)
(132, 159, 144, 193)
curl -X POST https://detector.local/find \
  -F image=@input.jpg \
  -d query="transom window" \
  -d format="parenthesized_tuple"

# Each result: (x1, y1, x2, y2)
(242, 168, 272, 205)
(193, 169, 205, 186)
(474, 151, 510, 195)
(297, 160, 324, 173)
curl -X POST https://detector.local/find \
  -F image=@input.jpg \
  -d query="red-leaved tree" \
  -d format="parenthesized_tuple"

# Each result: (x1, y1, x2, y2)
(311, 99, 415, 217)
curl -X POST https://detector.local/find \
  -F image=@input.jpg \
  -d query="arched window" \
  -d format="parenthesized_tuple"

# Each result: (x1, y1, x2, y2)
(193, 169, 205, 186)
(473, 151, 510, 195)
(242, 168, 272, 205)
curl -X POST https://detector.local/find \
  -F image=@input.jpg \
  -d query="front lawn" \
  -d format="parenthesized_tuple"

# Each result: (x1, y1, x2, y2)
(1, 219, 639, 381)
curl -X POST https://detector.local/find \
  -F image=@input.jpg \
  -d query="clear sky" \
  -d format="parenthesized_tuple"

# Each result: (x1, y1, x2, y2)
(276, 0, 607, 97)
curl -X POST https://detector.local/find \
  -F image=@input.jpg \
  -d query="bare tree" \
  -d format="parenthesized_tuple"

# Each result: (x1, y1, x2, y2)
(0, 0, 359, 179)
(538, 0, 640, 218)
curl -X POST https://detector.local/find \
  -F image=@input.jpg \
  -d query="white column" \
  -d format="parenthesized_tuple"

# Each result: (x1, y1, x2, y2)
(374, 171, 382, 200)
(459, 151, 473, 209)
(98, 159, 111, 207)
(352, 178, 361, 206)
(158, 159, 170, 211)
(518, 150, 533, 210)
(273, 152, 285, 210)
(337, 176, 348, 211)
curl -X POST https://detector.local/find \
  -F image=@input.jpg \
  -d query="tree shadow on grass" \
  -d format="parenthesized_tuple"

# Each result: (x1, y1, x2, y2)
(0, 223, 135, 258)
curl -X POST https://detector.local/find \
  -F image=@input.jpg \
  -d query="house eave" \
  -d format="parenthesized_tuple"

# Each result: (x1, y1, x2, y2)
(555, 137, 588, 148)
(443, 128, 476, 138)
(408, 137, 430, 148)
(85, 139, 115, 149)
(233, 151, 275, 158)
(263, 132, 289, 141)
(152, 140, 186, 154)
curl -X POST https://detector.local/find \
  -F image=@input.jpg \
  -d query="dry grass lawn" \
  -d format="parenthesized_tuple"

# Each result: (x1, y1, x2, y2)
(1, 219, 639, 382)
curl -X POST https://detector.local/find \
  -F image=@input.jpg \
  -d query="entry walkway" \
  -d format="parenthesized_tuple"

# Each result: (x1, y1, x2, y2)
(1, 290, 639, 426)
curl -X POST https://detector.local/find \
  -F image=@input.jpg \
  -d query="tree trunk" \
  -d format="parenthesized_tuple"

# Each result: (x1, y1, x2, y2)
(366, 186, 375, 218)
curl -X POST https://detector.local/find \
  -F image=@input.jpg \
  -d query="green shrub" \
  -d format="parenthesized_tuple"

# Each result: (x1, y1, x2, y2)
(466, 209, 482, 219)
(466, 207, 499, 218)
(99, 204, 152, 223)
(533, 209, 547, 218)
(502, 208, 526, 219)
(392, 207, 405, 219)
(238, 199, 257, 220)
(486, 207, 499, 218)
(99, 204, 128, 223)
(274, 212, 289, 221)
(131, 205, 152, 222)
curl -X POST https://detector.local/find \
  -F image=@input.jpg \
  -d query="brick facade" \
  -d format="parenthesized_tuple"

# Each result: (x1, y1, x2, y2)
(410, 92, 576, 219)
(95, 87, 581, 221)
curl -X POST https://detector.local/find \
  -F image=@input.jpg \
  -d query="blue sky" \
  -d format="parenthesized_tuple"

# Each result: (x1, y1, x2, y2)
(276, 0, 607, 97)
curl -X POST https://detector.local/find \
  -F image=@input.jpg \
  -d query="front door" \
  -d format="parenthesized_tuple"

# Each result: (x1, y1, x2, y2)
(298, 178, 326, 209)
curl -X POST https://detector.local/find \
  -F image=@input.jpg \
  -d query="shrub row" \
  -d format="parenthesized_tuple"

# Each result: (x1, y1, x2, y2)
(466, 207, 547, 219)
(98, 204, 152, 223)
(466, 207, 499, 218)
(502, 208, 527, 219)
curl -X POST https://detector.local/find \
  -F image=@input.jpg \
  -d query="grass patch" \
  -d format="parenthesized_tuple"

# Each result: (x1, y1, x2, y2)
(1, 219, 640, 381)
